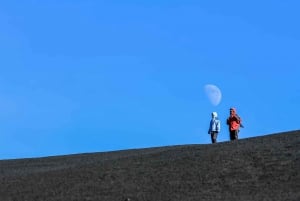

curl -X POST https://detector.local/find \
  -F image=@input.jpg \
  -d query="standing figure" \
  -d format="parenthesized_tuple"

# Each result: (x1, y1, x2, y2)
(226, 107, 242, 141)
(208, 112, 221, 143)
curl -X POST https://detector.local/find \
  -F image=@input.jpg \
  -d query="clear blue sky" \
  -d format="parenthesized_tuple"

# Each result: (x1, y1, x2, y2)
(0, 0, 299, 159)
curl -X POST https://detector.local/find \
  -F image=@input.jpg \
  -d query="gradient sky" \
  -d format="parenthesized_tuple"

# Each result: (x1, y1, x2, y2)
(0, 0, 299, 159)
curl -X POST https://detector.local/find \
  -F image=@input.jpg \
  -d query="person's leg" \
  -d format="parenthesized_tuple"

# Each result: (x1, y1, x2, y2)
(230, 130, 238, 140)
(211, 133, 214, 143)
(212, 132, 218, 143)
(234, 130, 239, 140)
(230, 130, 234, 141)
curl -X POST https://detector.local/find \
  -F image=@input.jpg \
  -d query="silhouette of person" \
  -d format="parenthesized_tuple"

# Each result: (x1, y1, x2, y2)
(208, 112, 221, 143)
(226, 107, 242, 141)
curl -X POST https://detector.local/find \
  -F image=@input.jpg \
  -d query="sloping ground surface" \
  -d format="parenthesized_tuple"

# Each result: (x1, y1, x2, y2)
(0, 130, 299, 201)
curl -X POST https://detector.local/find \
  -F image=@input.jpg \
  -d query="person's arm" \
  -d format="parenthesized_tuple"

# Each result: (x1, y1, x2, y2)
(216, 120, 221, 132)
(208, 120, 212, 134)
(235, 115, 241, 124)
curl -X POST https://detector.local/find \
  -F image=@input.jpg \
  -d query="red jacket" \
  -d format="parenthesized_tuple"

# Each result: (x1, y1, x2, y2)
(227, 108, 242, 131)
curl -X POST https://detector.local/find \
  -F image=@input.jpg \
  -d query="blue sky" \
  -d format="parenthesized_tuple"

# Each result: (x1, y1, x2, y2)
(0, 0, 299, 159)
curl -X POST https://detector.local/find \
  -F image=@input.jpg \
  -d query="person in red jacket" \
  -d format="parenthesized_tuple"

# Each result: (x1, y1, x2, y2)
(226, 107, 242, 141)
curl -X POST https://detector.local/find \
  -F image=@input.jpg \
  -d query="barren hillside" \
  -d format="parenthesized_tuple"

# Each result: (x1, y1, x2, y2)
(0, 130, 299, 201)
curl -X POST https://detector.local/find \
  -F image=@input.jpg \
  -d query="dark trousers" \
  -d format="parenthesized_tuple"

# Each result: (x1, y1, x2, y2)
(230, 130, 239, 141)
(210, 131, 218, 143)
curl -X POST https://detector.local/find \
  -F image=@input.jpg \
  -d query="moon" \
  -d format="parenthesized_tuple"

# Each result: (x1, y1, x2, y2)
(204, 84, 222, 106)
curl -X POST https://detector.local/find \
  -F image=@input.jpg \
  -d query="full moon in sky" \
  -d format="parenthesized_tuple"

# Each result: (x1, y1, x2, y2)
(204, 84, 222, 106)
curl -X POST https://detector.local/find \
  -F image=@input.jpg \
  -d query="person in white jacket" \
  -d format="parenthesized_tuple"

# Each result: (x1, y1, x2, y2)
(208, 112, 221, 143)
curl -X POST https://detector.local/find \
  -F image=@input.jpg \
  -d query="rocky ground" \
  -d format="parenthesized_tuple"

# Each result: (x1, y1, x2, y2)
(0, 130, 299, 201)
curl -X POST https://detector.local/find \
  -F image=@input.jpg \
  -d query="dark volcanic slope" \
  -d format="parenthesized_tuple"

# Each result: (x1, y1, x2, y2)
(0, 131, 299, 201)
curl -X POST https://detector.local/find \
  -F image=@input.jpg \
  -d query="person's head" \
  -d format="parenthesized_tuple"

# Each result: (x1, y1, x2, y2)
(230, 107, 236, 115)
(212, 112, 218, 118)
